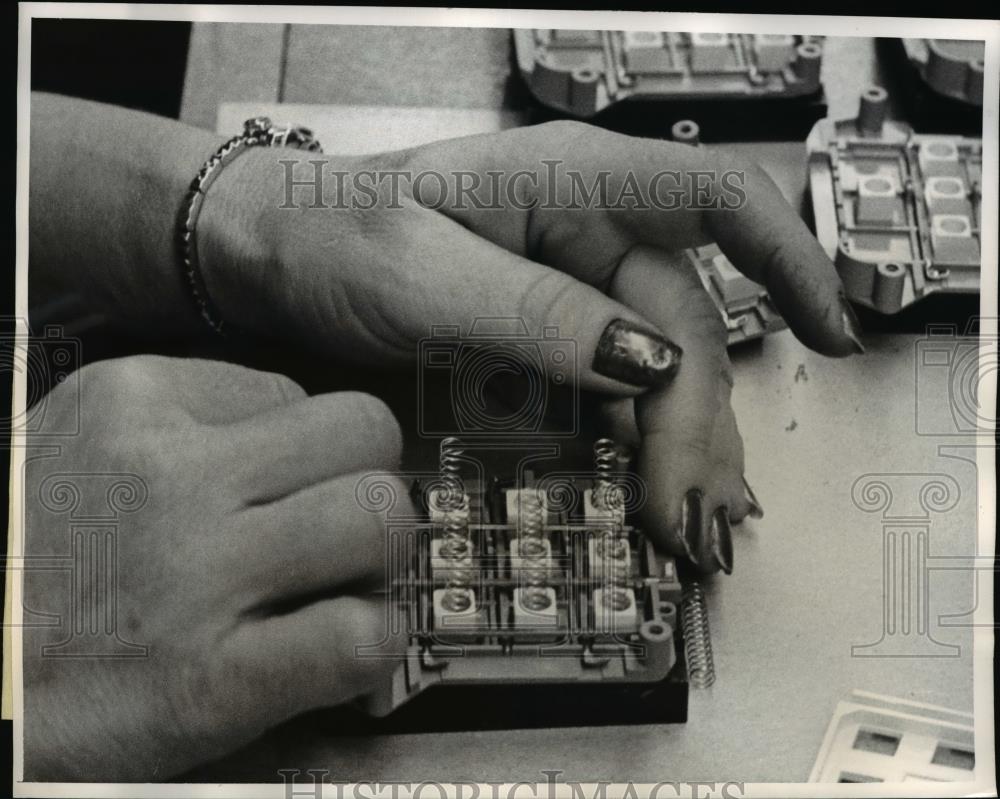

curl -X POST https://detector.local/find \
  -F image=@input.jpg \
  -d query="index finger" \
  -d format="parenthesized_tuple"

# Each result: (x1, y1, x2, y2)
(399, 121, 865, 357)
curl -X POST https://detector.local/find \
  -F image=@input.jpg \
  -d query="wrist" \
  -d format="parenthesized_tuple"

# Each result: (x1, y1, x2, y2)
(194, 145, 287, 337)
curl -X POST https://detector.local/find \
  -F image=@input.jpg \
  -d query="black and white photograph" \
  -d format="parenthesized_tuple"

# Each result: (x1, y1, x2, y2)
(5, 4, 998, 796)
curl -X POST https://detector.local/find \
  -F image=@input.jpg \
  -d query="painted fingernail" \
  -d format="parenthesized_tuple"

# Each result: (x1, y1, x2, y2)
(742, 476, 764, 520)
(593, 319, 683, 388)
(711, 507, 734, 575)
(681, 488, 705, 566)
(839, 293, 866, 354)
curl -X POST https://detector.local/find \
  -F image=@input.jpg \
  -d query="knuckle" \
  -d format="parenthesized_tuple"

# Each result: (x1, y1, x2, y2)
(742, 158, 771, 187)
(535, 119, 605, 153)
(371, 475, 416, 521)
(679, 283, 728, 349)
(363, 146, 415, 175)
(354, 473, 413, 545)
(517, 269, 587, 333)
(265, 371, 306, 404)
(80, 355, 158, 404)
(344, 391, 402, 449)
(675, 435, 715, 463)
(538, 119, 589, 140)
(333, 599, 397, 681)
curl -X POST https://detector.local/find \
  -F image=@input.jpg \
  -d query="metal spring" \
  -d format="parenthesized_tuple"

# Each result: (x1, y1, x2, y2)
(597, 533, 631, 611)
(681, 583, 716, 689)
(439, 437, 472, 613)
(517, 487, 551, 611)
(594, 439, 630, 612)
(593, 438, 619, 511)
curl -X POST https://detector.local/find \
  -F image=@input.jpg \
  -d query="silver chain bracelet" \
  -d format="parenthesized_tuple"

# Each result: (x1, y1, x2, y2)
(178, 116, 322, 335)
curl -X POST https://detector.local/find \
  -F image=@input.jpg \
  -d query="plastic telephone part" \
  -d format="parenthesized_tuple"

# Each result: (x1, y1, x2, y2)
(753, 34, 795, 72)
(872, 263, 906, 312)
(512, 30, 825, 118)
(857, 86, 888, 136)
(668, 117, 785, 344)
(855, 174, 900, 225)
(902, 39, 985, 107)
(687, 244, 787, 345)
(809, 690, 975, 784)
(358, 450, 693, 730)
(690, 31, 731, 73)
(793, 41, 823, 86)
(593, 587, 640, 632)
(671, 119, 700, 146)
(807, 88, 982, 314)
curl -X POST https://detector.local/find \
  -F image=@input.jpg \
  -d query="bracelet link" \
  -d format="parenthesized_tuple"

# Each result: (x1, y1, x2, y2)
(177, 117, 323, 336)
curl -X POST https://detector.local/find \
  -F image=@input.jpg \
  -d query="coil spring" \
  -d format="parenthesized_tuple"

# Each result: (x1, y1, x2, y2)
(593, 438, 619, 511)
(439, 437, 472, 612)
(597, 532, 631, 611)
(681, 583, 716, 689)
(517, 488, 551, 611)
(594, 439, 630, 612)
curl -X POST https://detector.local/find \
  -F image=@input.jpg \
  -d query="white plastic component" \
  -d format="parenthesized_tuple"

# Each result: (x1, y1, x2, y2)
(690, 32, 731, 72)
(432, 588, 479, 630)
(622, 30, 668, 75)
(917, 139, 960, 177)
(428, 488, 471, 525)
(509, 537, 553, 575)
(588, 536, 632, 581)
(430, 537, 474, 574)
(622, 30, 664, 49)
(753, 34, 794, 71)
(930, 215, 979, 262)
(512, 587, 558, 627)
(923, 176, 968, 215)
(583, 488, 625, 525)
(709, 253, 764, 308)
(856, 175, 899, 224)
(931, 214, 971, 238)
(809, 690, 975, 784)
(592, 588, 639, 632)
(505, 488, 548, 528)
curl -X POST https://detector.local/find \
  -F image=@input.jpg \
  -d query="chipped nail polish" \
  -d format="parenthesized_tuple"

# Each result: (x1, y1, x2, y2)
(839, 294, 866, 354)
(682, 488, 704, 566)
(711, 507, 734, 575)
(742, 476, 764, 520)
(593, 319, 683, 388)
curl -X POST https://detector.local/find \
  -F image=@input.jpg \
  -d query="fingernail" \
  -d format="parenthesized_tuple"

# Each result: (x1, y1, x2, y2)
(711, 507, 734, 575)
(681, 488, 705, 566)
(593, 319, 682, 388)
(839, 294, 865, 354)
(742, 476, 764, 520)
